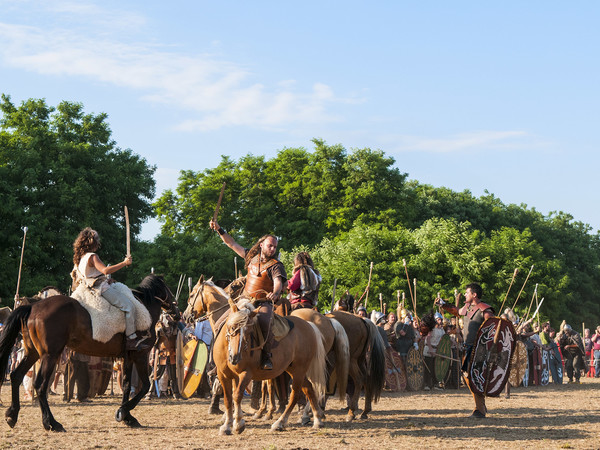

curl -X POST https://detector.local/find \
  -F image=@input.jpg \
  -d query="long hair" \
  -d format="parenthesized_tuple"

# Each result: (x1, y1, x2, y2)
(293, 251, 320, 293)
(73, 227, 100, 266)
(244, 234, 277, 268)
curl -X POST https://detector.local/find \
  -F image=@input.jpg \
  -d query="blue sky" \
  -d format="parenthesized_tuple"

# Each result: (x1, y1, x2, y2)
(1, 1, 598, 241)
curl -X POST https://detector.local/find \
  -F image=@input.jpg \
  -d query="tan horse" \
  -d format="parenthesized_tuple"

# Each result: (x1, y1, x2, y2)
(290, 308, 350, 400)
(326, 311, 386, 421)
(184, 279, 328, 435)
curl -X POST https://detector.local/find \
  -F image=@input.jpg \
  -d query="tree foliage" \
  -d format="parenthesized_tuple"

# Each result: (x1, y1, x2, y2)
(0, 95, 155, 303)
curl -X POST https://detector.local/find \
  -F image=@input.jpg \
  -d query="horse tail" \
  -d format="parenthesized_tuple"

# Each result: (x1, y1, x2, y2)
(306, 322, 327, 403)
(364, 319, 386, 403)
(0, 305, 32, 388)
(330, 318, 350, 401)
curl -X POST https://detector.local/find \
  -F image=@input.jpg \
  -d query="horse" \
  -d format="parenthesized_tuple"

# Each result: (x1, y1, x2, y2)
(183, 278, 328, 435)
(325, 310, 386, 421)
(0, 274, 178, 432)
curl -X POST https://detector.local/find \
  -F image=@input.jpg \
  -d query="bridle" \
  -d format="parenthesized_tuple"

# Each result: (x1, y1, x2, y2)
(186, 282, 230, 323)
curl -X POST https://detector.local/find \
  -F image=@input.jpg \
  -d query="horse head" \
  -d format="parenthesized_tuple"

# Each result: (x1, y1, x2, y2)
(136, 274, 179, 323)
(225, 307, 257, 365)
(183, 276, 231, 324)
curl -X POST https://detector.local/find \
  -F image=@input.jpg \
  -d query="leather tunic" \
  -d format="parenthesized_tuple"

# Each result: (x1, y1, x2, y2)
(243, 255, 279, 300)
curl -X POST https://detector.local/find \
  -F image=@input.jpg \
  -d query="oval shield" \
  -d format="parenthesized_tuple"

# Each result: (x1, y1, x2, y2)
(434, 334, 452, 383)
(468, 317, 516, 397)
(508, 340, 528, 387)
(406, 346, 424, 391)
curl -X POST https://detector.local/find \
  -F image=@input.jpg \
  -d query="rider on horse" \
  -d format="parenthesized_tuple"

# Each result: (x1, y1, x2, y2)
(210, 220, 287, 370)
(71, 227, 149, 350)
(287, 251, 321, 311)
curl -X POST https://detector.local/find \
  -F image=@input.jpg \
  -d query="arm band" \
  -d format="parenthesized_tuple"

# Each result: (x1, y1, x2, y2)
(217, 227, 226, 235)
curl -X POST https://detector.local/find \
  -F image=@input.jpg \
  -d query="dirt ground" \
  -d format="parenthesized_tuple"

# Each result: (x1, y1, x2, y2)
(1, 378, 600, 449)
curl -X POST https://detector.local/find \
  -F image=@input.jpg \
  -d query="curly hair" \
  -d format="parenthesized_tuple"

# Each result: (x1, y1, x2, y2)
(73, 227, 100, 266)
(292, 251, 320, 293)
(244, 234, 278, 268)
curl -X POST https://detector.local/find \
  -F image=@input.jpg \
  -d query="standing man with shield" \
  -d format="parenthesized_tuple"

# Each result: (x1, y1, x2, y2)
(436, 283, 495, 418)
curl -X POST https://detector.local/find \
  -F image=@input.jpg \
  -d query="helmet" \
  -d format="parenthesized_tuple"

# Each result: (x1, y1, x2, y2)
(434, 312, 443, 321)
(504, 307, 517, 323)
(373, 311, 385, 325)
(400, 308, 409, 319)
(356, 305, 367, 313)
(564, 324, 572, 333)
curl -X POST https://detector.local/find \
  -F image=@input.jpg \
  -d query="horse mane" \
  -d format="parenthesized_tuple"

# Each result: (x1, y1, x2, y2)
(204, 279, 230, 300)
(226, 308, 252, 330)
(136, 274, 166, 308)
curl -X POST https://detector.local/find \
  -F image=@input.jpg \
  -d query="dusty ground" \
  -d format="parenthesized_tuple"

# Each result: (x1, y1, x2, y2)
(1, 378, 600, 449)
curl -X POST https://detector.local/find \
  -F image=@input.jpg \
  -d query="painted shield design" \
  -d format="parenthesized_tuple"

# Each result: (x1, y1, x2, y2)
(468, 317, 516, 397)
(508, 340, 528, 387)
(434, 334, 452, 383)
(540, 348, 550, 386)
(406, 346, 425, 391)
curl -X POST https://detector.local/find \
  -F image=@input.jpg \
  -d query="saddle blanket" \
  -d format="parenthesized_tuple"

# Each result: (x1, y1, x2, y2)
(71, 283, 152, 343)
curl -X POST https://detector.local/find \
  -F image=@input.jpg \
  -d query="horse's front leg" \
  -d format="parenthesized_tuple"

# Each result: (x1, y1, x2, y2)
(302, 380, 325, 429)
(271, 373, 303, 432)
(233, 372, 252, 434)
(117, 353, 151, 428)
(218, 372, 234, 436)
(115, 355, 135, 424)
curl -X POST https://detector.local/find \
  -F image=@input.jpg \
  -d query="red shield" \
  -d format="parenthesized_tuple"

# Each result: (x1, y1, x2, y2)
(468, 317, 516, 397)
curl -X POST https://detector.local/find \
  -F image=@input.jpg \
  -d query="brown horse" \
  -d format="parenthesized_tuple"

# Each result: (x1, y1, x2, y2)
(183, 279, 328, 435)
(0, 274, 178, 432)
(326, 311, 386, 421)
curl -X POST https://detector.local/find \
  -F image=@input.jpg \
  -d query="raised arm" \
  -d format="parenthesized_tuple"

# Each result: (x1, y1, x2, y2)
(210, 219, 246, 258)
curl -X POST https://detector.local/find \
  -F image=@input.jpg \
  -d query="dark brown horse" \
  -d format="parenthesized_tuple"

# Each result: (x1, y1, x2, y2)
(325, 311, 386, 421)
(0, 274, 178, 432)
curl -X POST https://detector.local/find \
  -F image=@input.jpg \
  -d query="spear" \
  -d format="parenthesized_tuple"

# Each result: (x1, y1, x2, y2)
(330, 278, 338, 313)
(523, 283, 538, 323)
(379, 293, 383, 312)
(499, 268, 519, 314)
(413, 278, 418, 320)
(403, 259, 415, 306)
(234, 256, 238, 279)
(396, 290, 401, 317)
(511, 264, 534, 311)
(14, 226, 28, 308)
(362, 262, 374, 309)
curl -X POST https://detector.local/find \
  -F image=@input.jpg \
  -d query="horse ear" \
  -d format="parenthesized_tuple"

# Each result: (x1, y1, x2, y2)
(198, 274, 204, 284)
(228, 298, 239, 313)
(249, 309, 258, 319)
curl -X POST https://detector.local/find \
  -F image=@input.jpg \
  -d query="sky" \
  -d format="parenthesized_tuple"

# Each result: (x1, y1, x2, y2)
(1, 1, 598, 241)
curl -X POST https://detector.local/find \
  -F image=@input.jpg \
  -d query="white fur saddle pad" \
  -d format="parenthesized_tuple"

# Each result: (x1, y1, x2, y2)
(71, 283, 152, 343)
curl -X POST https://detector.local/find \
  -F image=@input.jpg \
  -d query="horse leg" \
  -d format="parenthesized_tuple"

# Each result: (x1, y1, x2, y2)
(218, 373, 234, 436)
(35, 354, 66, 432)
(271, 375, 302, 432)
(266, 380, 276, 420)
(116, 356, 134, 424)
(302, 382, 325, 429)
(6, 352, 38, 429)
(345, 361, 361, 422)
(117, 353, 150, 428)
(253, 380, 267, 419)
(233, 373, 251, 434)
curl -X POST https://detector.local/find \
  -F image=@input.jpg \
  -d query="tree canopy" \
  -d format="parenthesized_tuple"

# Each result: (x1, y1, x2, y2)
(0, 95, 155, 302)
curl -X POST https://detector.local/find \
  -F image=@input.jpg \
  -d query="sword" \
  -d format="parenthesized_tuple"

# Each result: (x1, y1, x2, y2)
(124, 206, 131, 258)
(14, 226, 28, 307)
(213, 182, 226, 223)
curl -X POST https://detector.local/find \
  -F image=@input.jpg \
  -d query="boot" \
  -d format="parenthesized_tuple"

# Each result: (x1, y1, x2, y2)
(208, 393, 223, 415)
(260, 350, 273, 371)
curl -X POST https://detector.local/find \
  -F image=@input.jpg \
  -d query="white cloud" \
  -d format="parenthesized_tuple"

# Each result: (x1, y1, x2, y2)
(0, 2, 351, 131)
(385, 130, 547, 154)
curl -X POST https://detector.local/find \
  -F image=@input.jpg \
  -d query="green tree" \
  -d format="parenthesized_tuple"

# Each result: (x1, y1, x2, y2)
(0, 95, 155, 303)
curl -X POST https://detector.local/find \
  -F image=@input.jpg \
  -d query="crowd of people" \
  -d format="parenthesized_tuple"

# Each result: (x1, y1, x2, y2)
(1, 223, 598, 420)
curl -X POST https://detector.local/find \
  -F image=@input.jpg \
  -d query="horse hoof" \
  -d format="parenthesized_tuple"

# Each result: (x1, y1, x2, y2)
(301, 416, 311, 426)
(6, 416, 16, 428)
(234, 420, 246, 434)
(345, 414, 355, 422)
(219, 426, 232, 436)
(51, 422, 66, 432)
(115, 408, 124, 422)
(359, 413, 369, 420)
(252, 413, 262, 420)
(270, 422, 284, 432)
